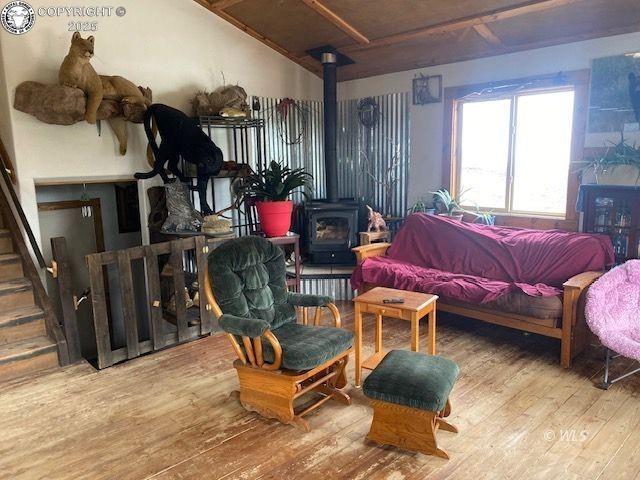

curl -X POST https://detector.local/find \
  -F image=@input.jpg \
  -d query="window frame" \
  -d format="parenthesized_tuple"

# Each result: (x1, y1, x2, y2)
(443, 70, 590, 230)
(454, 86, 576, 216)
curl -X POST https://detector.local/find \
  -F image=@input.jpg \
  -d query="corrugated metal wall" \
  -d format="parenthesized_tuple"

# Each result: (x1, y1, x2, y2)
(255, 97, 324, 203)
(337, 92, 411, 217)
(255, 93, 410, 216)
(299, 277, 354, 300)
(255, 93, 409, 300)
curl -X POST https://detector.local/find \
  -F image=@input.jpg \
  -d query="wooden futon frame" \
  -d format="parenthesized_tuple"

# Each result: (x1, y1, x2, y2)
(353, 243, 602, 368)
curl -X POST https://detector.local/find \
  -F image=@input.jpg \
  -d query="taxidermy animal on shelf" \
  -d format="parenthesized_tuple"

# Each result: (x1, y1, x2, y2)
(58, 32, 102, 124)
(630, 73, 640, 123)
(366, 205, 388, 232)
(191, 84, 249, 117)
(134, 104, 223, 215)
(58, 32, 151, 154)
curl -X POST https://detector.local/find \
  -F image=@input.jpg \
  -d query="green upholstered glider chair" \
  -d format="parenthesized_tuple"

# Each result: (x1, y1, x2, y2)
(203, 236, 353, 431)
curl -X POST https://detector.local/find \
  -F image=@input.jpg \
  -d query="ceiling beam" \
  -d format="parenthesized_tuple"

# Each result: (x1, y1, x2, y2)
(193, 0, 214, 9)
(210, 0, 244, 9)
(337, 21, 640, 82)
(341, 0, 582, 54)
(300, 0, 370, 44)
(473, 24, 504, 48)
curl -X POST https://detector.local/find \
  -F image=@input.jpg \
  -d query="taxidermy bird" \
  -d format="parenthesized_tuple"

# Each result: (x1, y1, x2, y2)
(134, 104, 223, 214)
(629, 73, 640, 123)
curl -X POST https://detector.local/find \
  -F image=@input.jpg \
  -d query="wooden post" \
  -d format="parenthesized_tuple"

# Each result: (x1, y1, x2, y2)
(293, 236, 301, 292)
(354, 302, 363, 387)
(86, 254, 113, 368)
(410, 311, 419, 352)
(117, 250, 140, 359)
(195, 236, 215, 334)
(144, 245, 165, 350)
(427, 307, 437, 355)
(375, 313, 383, 353)
(51, 237, 82, 363)
(171, 240, 188, 341)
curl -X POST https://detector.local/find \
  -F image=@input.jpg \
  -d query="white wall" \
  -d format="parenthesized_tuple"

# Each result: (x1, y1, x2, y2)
(339, 32, 640, 205)
(0, 0, 322, 249)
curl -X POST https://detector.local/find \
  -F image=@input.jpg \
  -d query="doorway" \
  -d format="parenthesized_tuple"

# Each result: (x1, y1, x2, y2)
(36, 181, 146, 362)
(38, 199, 105, 359)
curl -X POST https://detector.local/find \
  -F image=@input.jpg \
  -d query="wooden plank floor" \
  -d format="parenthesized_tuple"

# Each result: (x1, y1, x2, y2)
(1, 302, 640, 480)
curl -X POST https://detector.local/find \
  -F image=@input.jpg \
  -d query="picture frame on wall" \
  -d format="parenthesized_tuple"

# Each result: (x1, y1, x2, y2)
(413, 74, 443, 105)
(588, 53, 640, 133)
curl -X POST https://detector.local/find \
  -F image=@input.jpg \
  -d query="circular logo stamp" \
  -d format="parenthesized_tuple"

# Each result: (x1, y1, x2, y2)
(1, 1, 35, 35)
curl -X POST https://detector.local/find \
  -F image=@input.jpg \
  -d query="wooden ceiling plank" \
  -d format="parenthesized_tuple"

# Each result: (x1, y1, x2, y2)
(458, 26, 474, 43)
(210, 0, 245, 10)
(473, 24, 504, 47)
(200, 4, 321, 76)
(193, 0, 213, 9)
(301, 0, 370, 44)
(342, 0, 583, 54)
(339, 21, 640, 81)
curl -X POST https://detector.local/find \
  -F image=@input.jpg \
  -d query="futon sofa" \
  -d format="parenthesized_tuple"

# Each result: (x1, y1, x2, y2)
(351, 214, 615, 367)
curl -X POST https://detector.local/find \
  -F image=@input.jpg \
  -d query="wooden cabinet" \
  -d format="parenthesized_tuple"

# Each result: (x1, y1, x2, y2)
(580, 185, 640, 263)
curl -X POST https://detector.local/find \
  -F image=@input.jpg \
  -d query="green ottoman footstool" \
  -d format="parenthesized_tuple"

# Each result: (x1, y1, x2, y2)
(362, 350, 460, 459)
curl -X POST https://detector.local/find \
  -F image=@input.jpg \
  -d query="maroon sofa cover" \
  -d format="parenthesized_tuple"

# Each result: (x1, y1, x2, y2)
(351, 214, 614, 305)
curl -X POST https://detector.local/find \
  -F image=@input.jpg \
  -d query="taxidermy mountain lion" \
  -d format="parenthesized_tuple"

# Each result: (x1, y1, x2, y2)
(59, 32, 150, 153)
(58, 32, 102, 124)
(134, 104, 223, 214)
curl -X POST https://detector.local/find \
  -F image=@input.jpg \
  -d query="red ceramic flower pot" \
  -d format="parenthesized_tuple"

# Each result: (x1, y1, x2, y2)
(255, 200, 293, 237)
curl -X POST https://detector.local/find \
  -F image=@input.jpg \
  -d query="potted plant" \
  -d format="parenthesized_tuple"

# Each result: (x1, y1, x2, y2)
(431, 189, 465, 221)
(407, 198, 436, 215)
(243, 160, 313, 237)
(581, 133, 640, 185)
(473, 210, 496, 225)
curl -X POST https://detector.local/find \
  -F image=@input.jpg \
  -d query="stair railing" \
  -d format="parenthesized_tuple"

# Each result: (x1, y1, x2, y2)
(0, 137, 46, 268)
(0, 135, 71, 365)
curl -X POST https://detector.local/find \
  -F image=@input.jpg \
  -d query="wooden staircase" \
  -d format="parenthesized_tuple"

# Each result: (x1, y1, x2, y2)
(0, 219, 59, 382)
(0, 136, 70, 382)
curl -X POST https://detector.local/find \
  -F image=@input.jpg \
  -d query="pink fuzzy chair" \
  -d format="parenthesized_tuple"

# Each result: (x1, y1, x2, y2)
(586, 260, 640, 389)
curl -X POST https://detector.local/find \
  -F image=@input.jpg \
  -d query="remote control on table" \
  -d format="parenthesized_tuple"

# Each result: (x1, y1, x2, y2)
(383, 298, 405, 304)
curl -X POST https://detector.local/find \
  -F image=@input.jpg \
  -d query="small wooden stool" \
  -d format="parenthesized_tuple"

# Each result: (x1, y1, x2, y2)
(359, 230, 391, 245)
(362, 350, 459, 459)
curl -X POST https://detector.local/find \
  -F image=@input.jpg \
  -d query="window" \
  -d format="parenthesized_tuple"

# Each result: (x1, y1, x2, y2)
(454, 88, 575, 216)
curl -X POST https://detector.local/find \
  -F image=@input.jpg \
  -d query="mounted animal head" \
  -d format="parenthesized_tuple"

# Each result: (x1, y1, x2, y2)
(68, 32, 95, 59)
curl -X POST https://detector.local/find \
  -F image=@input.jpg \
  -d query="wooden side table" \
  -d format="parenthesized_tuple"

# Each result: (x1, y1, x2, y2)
(359, 230, 391, 245)
(353, 287, 438, 386)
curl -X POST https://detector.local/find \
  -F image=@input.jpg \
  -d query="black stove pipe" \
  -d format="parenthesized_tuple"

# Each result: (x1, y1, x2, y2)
(322, 52, 339, 203)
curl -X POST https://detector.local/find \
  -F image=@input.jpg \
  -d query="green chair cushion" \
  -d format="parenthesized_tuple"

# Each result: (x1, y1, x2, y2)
(208, 236, 295, 330)
(363, 350, 459, 412)
(219, 314, 269, 338)
(287, 292, 333, 307)
(262, 323, 354, 371)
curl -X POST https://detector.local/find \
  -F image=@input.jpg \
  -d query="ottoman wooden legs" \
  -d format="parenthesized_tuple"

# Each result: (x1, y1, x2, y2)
(366, 398, 457, 459)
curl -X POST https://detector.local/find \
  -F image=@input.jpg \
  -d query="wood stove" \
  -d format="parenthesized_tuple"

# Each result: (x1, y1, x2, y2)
(306, 201, 358, 265)
(304, 47, 359, 265)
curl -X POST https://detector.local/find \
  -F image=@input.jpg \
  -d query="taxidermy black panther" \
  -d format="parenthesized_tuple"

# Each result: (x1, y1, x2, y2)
(630, 73, 640, 123)
(134, 103, 223, 214)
